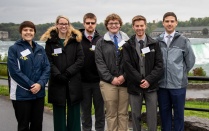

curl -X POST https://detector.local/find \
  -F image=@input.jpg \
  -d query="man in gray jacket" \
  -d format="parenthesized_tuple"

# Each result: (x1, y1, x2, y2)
(157, 12, 195, 131)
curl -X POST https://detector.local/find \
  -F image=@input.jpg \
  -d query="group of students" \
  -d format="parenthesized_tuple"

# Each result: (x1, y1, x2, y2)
(7, 11, 195, 131)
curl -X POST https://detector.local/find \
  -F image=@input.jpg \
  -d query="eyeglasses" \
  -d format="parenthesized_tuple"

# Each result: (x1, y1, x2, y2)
(108, 22, 120, 26)
(58, 23, 69, 26)
(85, 22, 96, 25)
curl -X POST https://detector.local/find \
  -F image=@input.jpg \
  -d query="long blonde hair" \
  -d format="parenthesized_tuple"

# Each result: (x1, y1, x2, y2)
(55, 15, 75, 46)
(40, 15, 82, 46)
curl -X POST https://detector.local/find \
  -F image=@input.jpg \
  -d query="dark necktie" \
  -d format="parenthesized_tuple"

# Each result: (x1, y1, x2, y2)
(139, 40, 144, 52)
(87, 36, 92, 42)
(113, 35, 119, 49)
(113, 35, 120, 56)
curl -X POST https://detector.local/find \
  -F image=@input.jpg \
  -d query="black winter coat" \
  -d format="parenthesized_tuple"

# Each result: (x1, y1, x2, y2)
(79, 29, 101, 83)
(43, 27, 84, 106)
(123, 34, 163, 95)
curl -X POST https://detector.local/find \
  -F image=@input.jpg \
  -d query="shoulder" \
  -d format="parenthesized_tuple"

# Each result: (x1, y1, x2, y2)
(146, 34, 158, 44)
(120, 31, 129, 41)
(96, 37, 104, 45)
(9, 40, 21, 50)
(70, 29, 82, 42)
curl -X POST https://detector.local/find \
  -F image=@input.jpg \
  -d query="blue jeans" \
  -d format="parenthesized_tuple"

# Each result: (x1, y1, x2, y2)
(158, 88, 186, 131)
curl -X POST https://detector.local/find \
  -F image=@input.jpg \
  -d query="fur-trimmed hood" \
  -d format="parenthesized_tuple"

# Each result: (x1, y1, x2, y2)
(40, 26, 82, 46)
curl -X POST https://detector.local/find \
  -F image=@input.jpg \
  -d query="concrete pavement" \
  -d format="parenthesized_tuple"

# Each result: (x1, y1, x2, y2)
(0, 96, 134, 131)
(0, 96, 54, 131)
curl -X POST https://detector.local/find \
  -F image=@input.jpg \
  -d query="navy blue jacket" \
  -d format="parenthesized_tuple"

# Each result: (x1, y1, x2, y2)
(8, 39, 50, 100)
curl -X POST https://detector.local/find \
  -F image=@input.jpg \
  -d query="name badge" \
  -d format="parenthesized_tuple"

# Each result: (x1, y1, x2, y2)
(91, 45, 96, 50)
(142, 47, 150, 54)
(118, 40, 126, 47)
(20, 49, 31, 57)
(54, 48, 62, 54)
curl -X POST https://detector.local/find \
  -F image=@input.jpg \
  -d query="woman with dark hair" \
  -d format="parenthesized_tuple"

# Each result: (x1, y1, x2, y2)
(8, 21, 50, 131)
(40, 15, 84, 131)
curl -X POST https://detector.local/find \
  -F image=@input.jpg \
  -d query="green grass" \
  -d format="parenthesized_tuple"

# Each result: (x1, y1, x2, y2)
(0, 85, 9, 96)
(0, 65, 7, 76)
(185, 101, 209, 118)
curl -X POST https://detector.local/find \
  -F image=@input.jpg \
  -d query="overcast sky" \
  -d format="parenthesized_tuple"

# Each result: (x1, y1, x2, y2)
(0, 0, 208, 24)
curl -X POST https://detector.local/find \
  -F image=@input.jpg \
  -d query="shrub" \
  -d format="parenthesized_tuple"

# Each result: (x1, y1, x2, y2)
(193, 67, 206, 76)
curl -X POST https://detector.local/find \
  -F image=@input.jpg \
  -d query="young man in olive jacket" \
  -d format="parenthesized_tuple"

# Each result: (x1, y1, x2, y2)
(123, 15, 163, 131)
(80, 13, 105, 131)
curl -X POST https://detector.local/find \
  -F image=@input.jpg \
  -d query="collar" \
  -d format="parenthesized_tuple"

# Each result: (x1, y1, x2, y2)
(165, 31, 175, 38)
(84, 30, 95, 38)
(135, 35, 146, 42)
(108, 32, 120, 39)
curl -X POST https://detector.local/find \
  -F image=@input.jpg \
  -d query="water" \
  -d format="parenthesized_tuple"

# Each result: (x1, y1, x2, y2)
(0, 41, 46, 57)
(1, 38, 209, 76)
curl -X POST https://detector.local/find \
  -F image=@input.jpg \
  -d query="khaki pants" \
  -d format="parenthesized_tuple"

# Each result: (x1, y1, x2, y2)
(100, 81, 129, 131)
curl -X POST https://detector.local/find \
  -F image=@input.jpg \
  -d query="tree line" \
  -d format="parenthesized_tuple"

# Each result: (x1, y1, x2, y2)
(1, 17, 209, 41)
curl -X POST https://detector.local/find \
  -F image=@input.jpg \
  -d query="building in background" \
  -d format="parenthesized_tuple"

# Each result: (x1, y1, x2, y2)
(0, 31, 9, 40)
(151, 26, 209, 38)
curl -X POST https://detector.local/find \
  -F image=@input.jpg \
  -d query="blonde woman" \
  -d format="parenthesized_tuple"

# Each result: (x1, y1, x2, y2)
(41, 15, 84, 131)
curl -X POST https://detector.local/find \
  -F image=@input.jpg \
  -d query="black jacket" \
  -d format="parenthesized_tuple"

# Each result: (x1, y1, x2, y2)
(79, 29, 102, 83)
(95, 31, 129, 84)
(42, 26, 84, 106)
(123, 34, 163, 95)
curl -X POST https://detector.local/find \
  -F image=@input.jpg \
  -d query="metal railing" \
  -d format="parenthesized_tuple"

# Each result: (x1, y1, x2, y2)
(1, 62, 209, 112)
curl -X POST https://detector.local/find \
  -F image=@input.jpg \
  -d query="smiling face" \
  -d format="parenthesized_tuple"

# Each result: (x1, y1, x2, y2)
(107, 19, 121, 34)
(163, 16, 178, 34)
(21, 27, 35, 43)
(132, 20, 146, 39)
(56, 17, 69, 35)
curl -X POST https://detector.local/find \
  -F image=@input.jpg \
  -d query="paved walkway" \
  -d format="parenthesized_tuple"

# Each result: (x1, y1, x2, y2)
(0, 96, 54, 131)
(0, 96, 135, 131)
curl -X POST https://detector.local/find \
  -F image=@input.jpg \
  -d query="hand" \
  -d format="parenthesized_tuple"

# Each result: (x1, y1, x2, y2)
(117, 75, 125, 85)
(139, 79, 150, 89)
(30, 83, 41, 94)
(56, 74, 68, 83)
(111, 77, 120, 86)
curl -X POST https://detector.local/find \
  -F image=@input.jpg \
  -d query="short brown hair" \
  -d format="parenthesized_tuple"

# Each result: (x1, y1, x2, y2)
(132, 15, 147, 26)
(104, 13, 123, 30)
(19, 21, 36, 33)
(83, 13, 97, 23)
(163, 12, 177, 21)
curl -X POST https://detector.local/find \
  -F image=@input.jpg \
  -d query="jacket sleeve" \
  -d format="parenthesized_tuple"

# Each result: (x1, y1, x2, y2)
(95, 39, 114, 83)
(45, 41, 61, 77)
(184, 38, 196, 72)
(66, 42, 84, 76)
(7, 45, 34, 89)
(145, 42, 164, 85)
(123, 44, 142, 85)
(37, 48, 50, 88)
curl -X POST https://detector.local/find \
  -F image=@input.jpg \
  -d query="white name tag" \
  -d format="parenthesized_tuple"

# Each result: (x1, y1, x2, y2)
(54, 48, 62, 54)
(20, 49, 31, 57)
(118, 40, 126, 47)
(142, 47, 150, 54)
(91, 45, 96, 50)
